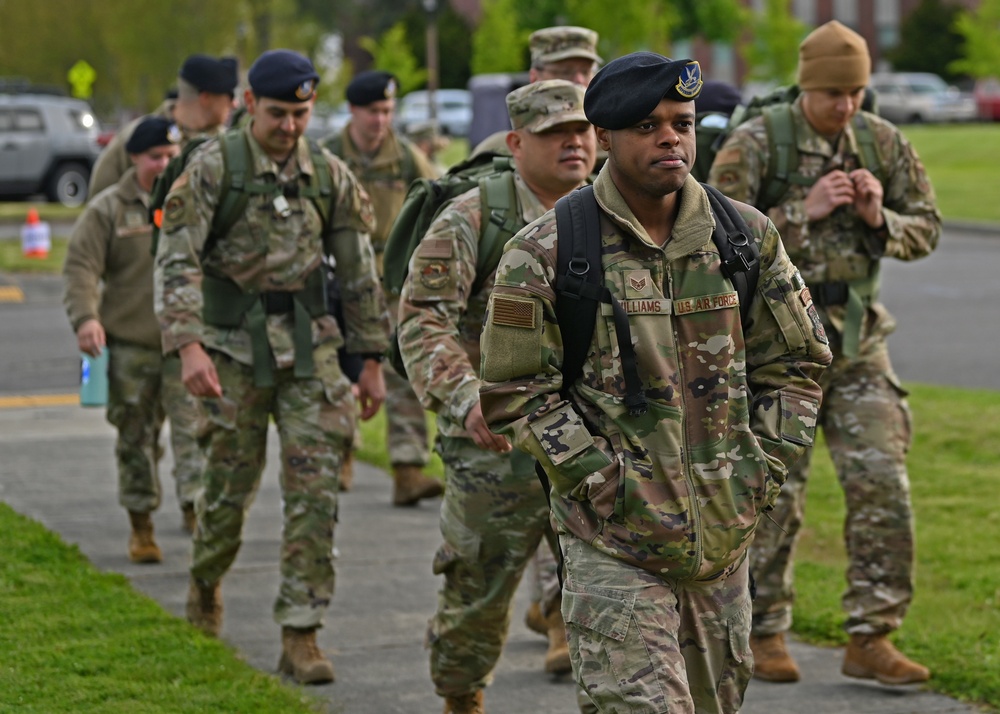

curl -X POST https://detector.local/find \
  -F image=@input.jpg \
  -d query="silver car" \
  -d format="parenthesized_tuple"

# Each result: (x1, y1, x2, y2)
(0, 86, 102, 206)
(870, 72, 978, 124)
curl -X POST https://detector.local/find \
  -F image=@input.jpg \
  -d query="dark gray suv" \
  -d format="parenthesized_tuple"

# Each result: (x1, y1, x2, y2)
(0, 84, 103, 206)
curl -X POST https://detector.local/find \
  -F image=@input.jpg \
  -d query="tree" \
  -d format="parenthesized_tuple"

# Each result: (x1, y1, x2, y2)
(887, 0, 965, 82)
(359, 22, 428, 94)
(950, 0, 1000, 79)
(470, 0, 527, 74)
(741, 0, 808, 84)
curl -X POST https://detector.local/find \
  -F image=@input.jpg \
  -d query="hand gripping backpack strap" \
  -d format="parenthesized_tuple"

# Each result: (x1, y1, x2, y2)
(554, 185, 647, 417)
(702, 183, 759, 328)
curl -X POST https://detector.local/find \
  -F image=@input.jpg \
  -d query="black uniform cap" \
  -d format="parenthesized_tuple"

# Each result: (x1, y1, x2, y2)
(248, 49, 319, 103)
(584, 52, 703, 130)
(346, 70, 398, 106)
(125, 116, 176, 155)
(179, 54, 239, 95)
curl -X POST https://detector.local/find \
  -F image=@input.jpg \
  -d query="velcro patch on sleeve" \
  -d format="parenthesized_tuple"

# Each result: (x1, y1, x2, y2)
(491, 295, 536, 329)
(416, 238, 453, 259)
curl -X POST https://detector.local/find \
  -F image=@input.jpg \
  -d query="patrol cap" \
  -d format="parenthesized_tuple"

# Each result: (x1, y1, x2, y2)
(584, 52, 702, 130)
(179, 54, 239, 95)
(530, 26, 602, 66)
(346, 70, 398, 106)
(506, 79, 588, 134)
(125, 116, 176, 155)
(247, 49, 319, 103)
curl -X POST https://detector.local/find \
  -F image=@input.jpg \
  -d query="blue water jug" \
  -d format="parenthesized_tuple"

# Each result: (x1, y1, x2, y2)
(80, 350, 109, 407)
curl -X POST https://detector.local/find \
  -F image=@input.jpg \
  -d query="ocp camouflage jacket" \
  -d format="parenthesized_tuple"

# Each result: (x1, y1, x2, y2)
(479, 169, 832, 580)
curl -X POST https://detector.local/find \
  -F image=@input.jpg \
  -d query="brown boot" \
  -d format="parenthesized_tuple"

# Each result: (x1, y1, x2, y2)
(543, 605, 572, 675)
(186, 577, 222, 637)
(524, 601, 548, 637)
(443, 690, 485, 714)
(181, 503, 196, 534)
(392, 464, 444, 506)
(278, 626, 335, 684)
(127, 511, 162, 563)
(339, 451, 355, 492)
(750, 632, 800, 682)
(842, 634, 930, 685)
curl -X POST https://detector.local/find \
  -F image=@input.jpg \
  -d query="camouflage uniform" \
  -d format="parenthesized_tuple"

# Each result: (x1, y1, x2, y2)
(479, 170, 831, 713)
(323, 127, 438, 468)
(63, 166, 204, 514)
(154, 123, 389, 627)
(398, 172, 564, 696)
(708, 97, 941, 637)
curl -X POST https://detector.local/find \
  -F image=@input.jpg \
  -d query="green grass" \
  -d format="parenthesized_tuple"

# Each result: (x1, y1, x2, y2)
(0, 235, 68, 273)
(792, 383, 1000, 709)
(3, 384, 998, 710)
(0, 203, 83, 223)
(902, 123, 1000, 223)
(0, 504, 325, 713)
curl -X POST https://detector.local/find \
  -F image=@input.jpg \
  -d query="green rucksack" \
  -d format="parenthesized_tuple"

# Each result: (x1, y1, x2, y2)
(383, 152, 521, 376)
(695, 85, 885, 211)
(149, 129, 334, 258)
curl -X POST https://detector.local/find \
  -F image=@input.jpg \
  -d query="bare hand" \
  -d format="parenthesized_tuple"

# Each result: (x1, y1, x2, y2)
(849, 168, 885, 228)
(804, 170, 856, 221)
(179, 342, 222, 397)
(355, 359, 386, 421)
(465, 402, 511, 453)
(76, 319, 105, 357)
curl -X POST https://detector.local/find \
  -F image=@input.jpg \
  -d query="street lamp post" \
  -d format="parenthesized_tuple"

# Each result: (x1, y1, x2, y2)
(422, 0, 439, 129)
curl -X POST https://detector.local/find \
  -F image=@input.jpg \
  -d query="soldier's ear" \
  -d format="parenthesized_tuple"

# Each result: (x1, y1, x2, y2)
(506, 130, 523, 156)
(595, 127, 611, 153)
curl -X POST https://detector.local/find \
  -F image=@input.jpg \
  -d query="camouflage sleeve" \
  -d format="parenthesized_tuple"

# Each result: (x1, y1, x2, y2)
(153, 144, 222, 355)
(324, 151, 390, 355)
(741, 212, 833, 480)
(479, 218, 615, 488)
(62, 195, 113, 331)
(397, 191, 481, 420)
(877, 126, 942, 262)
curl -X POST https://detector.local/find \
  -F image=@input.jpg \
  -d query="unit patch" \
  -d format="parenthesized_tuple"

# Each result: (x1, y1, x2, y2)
(419, 262, 450, 290)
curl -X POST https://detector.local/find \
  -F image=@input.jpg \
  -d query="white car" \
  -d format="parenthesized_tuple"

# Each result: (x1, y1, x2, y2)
(870, 72, 978, 124)
(395, 89, 472, 137)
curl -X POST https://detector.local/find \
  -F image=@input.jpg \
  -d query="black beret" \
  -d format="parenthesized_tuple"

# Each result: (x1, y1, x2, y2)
(346, 70, 398, 106)
(179, 54, 239, 95)
(696, 80, 742, 116)
(125, 117, 176, 155)
(248, 49, 319, 103)
(584, 52, 703, 130)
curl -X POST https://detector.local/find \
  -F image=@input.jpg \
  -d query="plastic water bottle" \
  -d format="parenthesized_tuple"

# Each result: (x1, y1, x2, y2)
(80, 350, 109, 407)
(20, 207, 51, 259)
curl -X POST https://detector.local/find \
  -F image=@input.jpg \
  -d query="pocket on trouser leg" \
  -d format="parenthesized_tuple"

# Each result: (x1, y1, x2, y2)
(717, 600, 753, 711)
(563, 586, 669, 714)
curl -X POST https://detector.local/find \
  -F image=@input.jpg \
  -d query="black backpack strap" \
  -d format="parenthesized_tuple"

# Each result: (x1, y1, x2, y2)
(555, 186, 647, 417)
(702, 183, 760, 327)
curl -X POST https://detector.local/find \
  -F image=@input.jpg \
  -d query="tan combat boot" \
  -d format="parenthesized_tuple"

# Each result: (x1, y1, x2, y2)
(543, 605, 572, 675)
(392, 464, 444, 506)
(181, 503, 197, 534)
(278, 626, 335, 684)
(186, 577, 222, 637)
(524, 601, 548, 637)
(842, 634, 930, 685)
(749, 632, 800, 682)
(127, 511, 162, 563)
(339, 451, 355, 492)
(443, 690, 485, 714)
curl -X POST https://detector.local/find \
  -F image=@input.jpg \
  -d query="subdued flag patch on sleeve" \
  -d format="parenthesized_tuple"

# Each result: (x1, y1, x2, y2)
(491, 295, 536, 329)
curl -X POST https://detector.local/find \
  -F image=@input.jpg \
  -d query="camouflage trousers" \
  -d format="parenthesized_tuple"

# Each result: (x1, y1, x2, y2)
(385, 297, 430, 467)
(190, 345, 353, 629)
(526, 539, 561, 613)
(106, 340, 204, 513)
(427, 439, 559, 697)
(561, 534, 752, 714)
(750, 340, 914, 636)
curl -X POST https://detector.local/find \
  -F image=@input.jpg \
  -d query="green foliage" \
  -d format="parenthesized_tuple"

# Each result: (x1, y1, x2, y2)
(886, 0, 965, 82)
(950, 0, 1000, 78)
(471, 0, 528, 74)
(359, 22, 428, 95)
(401, 5, 475, 90)
(564, 0, 678, 57)
(741, 0, 808, 84)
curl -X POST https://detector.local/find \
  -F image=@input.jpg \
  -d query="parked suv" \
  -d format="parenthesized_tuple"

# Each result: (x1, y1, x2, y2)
(870, 72, 978, 124)
(0, 82, 103, 206)
(395, 89, 473, 137)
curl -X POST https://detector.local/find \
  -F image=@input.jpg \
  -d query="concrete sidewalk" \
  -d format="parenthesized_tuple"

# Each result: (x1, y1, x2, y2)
(0, 404, 979, 714)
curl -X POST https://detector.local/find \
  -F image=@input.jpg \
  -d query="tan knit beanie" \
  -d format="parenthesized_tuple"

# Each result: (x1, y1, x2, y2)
(797, 20, 871, 90)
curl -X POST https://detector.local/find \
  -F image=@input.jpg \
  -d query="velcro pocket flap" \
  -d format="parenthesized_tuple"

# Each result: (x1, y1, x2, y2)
(563, 586, 634, 642)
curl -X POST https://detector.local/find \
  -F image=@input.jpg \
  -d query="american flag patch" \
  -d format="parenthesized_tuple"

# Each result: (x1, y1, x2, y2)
(492, 296, 536, 329)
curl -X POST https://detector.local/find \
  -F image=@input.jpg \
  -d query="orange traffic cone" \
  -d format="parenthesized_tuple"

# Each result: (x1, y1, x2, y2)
(21, 207, 51, 259)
